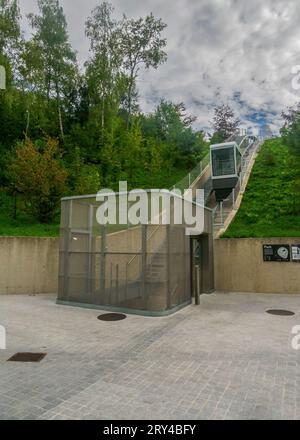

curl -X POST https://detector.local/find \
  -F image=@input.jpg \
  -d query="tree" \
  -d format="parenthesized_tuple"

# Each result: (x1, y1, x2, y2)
(0, 2, 26, 177)
(282, 119, 300, 157)
(211, 104, 240, 142)
(0, 0, 23, 88)
(7, 138, 68, 222)
(280, 106, 300, 212)
(281, 104, 300, 129)
(155, 100, 196, 135)
(67, 146, 101, 195)
(0, 0, 20, 56)
(0, 0, 206, 232)
(85, 1, 125, 140)
(120, 13, 167, 123)
(26, 0, 77, 138)
(151, 100, 205, 166)
(281, 104, 300, 159)
(85, 3, 167, 143)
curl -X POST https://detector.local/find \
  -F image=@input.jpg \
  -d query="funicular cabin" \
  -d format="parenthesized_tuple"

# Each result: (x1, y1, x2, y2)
(210, 141, 242, 201)
(210, 135, 256, 202)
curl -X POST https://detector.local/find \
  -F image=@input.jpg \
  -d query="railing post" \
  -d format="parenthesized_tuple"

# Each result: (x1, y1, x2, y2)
(110, 263, 113, 297)
(141, 224, 147, 300)
(166, 224, 171, 310)
(88, 205, 94, 297)
(220, 201, 224, 225)
(116, 264, 119, 303)
(189, 173, 191, 187)
(125, 262, 128, 300)
(195, 265, 200, 305)
(63, 200, 72, 301)
(100, 224, 106, 300)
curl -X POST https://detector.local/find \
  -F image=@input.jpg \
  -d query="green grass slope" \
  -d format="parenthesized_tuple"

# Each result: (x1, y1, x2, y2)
(223, 138, 300, 238)
(0, 193, 60, 237)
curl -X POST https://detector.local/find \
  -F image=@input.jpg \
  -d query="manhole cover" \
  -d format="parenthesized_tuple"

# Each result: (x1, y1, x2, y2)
(97, 313, 127, 322)
(7, 353, 47, 363)
(266, 309, 295, 316)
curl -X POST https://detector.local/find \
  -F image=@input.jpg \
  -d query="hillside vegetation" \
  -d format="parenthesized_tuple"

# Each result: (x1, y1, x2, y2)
(223, 138, 300, 238)
(0, 166, 190, 237)
(0, 1, 209, 237)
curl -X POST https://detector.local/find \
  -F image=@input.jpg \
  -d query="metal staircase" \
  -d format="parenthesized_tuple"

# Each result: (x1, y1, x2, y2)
(146, 251, 166, 283)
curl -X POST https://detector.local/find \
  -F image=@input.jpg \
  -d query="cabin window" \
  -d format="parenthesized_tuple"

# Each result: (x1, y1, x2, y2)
(212, 147, 235, 177)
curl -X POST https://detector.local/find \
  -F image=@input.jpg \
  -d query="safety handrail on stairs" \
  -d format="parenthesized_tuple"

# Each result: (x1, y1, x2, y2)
(126, 224, 161, 269)
(172, 153, 210, 194)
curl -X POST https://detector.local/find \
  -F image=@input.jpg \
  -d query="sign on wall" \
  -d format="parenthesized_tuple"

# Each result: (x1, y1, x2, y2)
(291, 245, 300, 262)
(263, 244, 290, 262)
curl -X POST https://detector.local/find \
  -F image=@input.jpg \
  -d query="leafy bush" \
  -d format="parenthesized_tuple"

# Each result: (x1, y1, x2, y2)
(7, 138, 68, 223)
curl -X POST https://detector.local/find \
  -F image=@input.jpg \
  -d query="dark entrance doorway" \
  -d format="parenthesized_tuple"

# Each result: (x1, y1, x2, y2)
(191, 234, 213, 303)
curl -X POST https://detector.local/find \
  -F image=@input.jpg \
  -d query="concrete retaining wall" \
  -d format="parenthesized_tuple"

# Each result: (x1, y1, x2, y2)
(3, 235, 300, 296)
(0, 237, 59, 294)
(215, 238, 300, 294)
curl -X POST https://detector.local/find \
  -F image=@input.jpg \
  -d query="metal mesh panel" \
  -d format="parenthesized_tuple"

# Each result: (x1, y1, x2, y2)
(58, 192, 214, 314)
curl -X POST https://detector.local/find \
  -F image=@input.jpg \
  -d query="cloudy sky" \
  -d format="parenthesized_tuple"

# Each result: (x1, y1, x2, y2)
(19, 0, 300, 134)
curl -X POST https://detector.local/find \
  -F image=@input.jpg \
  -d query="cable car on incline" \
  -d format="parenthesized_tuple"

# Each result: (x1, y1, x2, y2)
(210, 135, 255, 202)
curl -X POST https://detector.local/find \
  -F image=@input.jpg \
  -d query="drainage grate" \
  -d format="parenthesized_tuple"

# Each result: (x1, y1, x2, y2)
(98, 313, 127, 322)
(7, 353, 47, 363)
(266, 309, 295, 316)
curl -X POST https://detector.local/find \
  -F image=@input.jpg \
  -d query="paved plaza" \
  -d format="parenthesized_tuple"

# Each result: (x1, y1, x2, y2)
(0, 292, 299, 420)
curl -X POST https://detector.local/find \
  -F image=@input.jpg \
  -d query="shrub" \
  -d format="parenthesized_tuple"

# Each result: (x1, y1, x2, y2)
(7, 138, 68, 223)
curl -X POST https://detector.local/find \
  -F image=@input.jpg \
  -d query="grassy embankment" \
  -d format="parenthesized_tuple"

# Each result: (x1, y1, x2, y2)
(223, 138, 300, 238)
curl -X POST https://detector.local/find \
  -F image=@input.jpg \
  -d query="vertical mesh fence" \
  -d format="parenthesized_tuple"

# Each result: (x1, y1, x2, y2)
(58, 192, 213, 313)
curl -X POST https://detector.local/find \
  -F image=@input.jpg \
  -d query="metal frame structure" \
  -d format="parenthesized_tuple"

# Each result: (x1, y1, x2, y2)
(57, 191, 214, 316)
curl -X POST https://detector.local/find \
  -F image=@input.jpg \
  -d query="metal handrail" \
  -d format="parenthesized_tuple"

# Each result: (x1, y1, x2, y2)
(126, 224, 160, 268)
(171, 152, 210, 194)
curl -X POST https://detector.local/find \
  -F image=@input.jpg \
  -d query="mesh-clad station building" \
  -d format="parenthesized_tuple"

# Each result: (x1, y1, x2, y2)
(57, 191, 214, 316)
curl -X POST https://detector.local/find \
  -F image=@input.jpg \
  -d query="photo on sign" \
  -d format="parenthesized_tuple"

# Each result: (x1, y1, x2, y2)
(291, 245, 300, 262)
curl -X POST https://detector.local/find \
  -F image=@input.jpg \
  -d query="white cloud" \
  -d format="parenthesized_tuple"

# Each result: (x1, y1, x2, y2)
(19, 0, 300, 134)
